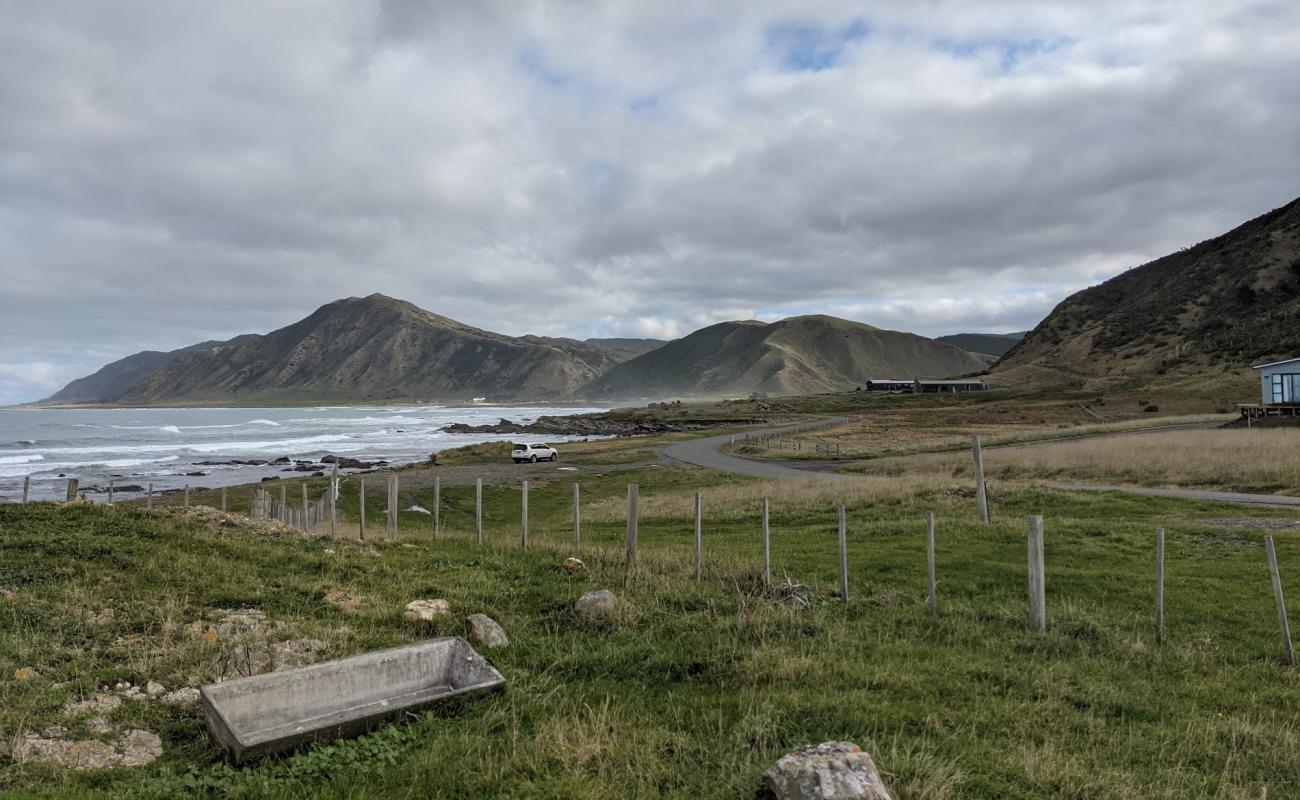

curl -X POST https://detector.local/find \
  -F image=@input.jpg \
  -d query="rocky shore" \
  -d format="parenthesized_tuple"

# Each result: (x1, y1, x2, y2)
(441, 412, 767, 437)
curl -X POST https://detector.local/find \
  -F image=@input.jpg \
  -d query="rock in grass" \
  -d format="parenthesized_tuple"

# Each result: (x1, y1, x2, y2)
(558, 557, 584, 573)
(465, 614, 508, 649)
(764, 742, 894, 800)
(574, 589, 616, 623)
(405, 599, 450, 621)
(11, 728, 162, 770)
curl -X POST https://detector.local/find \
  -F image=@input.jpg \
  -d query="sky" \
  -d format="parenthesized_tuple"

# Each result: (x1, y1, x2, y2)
(2, 1, 1299, 404)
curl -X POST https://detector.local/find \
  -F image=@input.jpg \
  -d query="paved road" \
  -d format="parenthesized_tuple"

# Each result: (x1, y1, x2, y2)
(662, 417, 851, 479)
(1053, 483, 1300, 508)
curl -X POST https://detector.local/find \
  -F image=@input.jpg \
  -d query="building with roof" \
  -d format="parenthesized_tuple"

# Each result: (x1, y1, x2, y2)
(1254, 357, 1300, 405)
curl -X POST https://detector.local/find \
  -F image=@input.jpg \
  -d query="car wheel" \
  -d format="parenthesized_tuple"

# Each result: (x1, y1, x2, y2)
(530, 454, 537, 463)
(550, 453, 558, 462)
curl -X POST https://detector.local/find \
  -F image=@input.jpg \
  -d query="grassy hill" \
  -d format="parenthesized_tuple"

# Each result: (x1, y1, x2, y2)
(993, 197, 1300, 391)
(583, 315, 988, 400)
(936, 332, 1026, 358)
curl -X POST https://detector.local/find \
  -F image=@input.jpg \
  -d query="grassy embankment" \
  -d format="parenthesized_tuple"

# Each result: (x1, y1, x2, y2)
(3, 453, 1300, 798)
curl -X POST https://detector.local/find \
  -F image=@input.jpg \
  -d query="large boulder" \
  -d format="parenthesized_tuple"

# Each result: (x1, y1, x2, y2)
(764, 742, 894, 800)
(574, 589, 617, 623)
(465, 614, 509, 649)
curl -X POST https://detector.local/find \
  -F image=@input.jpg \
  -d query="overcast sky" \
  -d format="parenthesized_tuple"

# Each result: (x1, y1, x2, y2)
(2, 1, 1299, 403)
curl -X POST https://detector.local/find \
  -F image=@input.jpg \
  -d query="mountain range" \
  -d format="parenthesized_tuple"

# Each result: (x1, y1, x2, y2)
(43, 296, 991, 405)
(993, 196, 1300, 387)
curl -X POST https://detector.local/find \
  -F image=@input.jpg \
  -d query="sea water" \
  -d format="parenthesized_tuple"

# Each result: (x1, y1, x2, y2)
(0, 404, 604, 502)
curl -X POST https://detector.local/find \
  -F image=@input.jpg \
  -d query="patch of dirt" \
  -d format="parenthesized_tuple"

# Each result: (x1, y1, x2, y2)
(323, 588, 362, 612)
(211, 638, 329, 680)
(11, 729, 162, 770)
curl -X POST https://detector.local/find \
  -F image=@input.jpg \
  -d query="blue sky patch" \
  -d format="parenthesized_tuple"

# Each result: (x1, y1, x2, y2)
(765, 18, 870, 72)
(934, 35, 1075, 72)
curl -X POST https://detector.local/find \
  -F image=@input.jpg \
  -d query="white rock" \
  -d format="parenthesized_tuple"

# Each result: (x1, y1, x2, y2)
(764, 742, 895, 800)
(145, 681, 166, 697)
(161, 687, 201, 706)
(405, 599, 451, 621)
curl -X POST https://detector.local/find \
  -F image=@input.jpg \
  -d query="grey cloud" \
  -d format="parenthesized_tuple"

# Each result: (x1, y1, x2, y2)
(1, 0, 1299, 402)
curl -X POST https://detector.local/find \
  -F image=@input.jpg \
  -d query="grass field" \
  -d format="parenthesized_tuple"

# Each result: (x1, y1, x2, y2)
(3, 457, 1300, 798)
(854, 427, 1300, 497)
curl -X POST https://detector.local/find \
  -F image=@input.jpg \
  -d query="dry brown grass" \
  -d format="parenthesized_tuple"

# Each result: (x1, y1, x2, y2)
(861, 427, 1300, 495)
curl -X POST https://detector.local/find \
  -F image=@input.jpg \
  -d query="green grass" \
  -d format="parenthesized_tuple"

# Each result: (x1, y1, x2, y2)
(2, 466, 1300, 798)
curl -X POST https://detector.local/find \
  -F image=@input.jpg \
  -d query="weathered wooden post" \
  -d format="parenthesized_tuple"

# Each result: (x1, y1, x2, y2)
(972, 436, 989, 524)
(694, 492, 703, 580)
(1266, 535, 1294, 665)
(573, 483, 581, 550)
(1027, 516, 1046, 632)
(386, 475, 398, 541)
(21, 476, 29, 504)
(184, 485, 191, 510)
(107, 479, 114, 505)
(66, 478, 79, 502)
(1155, 528, 1165, 644)
(147, 483, 154, 510)
(280, 483, 287, 524)
(219, 486, 226, 512)
(838, 505, 848, 603)
(626, 484, 638, 565)
(358, 478, 366, 541)
(521, 480, 529, 549)
(762, 497, 771, 588)
(301, 483, 309, 531)
(328, 486, 337, 537)
(432, 477, 440, 539)
(475, 478, 483, 545)
(927, 511, 937, 613)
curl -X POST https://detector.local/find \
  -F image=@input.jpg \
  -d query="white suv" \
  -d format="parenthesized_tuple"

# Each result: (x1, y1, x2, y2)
(512, 443, 558, 463)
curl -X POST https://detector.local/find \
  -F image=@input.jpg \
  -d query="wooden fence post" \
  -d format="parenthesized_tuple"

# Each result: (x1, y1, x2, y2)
(301, 483, 309, 531)
(1155, 528, 1165, 644)
(66, 478, 78, 502)
(21, 476, 29, 504)
(626, 484, 638, 565)
(184, 485, 190, 510)
(972, 436, 989, 524)
(147, 483, 154, 510)
(387, 475, 398, 541)
(280, 483, 287, 524)
(521, 480, 529, 549)
(927, 511, 937, 613)
(694, 492, 703, 580)
(838, 504, 848, 603)
(1027, 515, 1046, 632)
(475, 478, 483, 545)
(762, 498, 771, 588)
(358, 478, 366, 541)
(573, 483, 581, 551)
(219, 486, 226, 512)
(1266, 535, 1294, 665)
(107, 479, 114, 505)
(328, 485, 336, 537)
(433, 477, 440, 539)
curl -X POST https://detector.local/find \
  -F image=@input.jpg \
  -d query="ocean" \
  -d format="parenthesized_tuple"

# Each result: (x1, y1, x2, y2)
(0, 404, 605, 502)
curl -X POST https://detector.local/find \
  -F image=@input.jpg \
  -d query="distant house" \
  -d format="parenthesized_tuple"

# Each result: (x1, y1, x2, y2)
(865, 379, 913, 392)
(913, 379, 987, 394)
(865, 378, 987, 394)
(1254, 357, 1300, 405)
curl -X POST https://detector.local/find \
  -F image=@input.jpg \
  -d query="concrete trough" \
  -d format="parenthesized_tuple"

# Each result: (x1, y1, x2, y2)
(201, 637, 505, 761)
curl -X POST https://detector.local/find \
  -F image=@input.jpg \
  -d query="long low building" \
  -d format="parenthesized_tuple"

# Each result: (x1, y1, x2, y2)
(866, 378, 988, 394)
